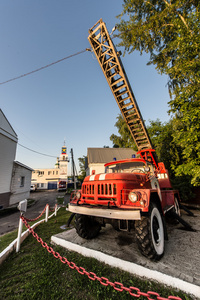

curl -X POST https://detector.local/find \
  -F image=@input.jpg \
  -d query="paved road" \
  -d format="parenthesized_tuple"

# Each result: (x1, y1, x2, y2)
(0, 190, 70, 236)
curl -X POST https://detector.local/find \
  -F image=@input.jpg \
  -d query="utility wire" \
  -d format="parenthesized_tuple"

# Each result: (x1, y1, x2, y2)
(18, 143, 57, 158)
(0, 48, 90, 86)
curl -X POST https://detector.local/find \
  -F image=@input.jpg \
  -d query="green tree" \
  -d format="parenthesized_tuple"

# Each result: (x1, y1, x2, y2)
(116, 0, 200, 186)
(110, 114, 137, 150)
(78, 156, 87, 182)
(110, 114, 194, 200)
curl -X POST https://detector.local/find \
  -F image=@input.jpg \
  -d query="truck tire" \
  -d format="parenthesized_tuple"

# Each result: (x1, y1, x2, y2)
(135, 203, 165, 260)
(75, 214, 101, 239)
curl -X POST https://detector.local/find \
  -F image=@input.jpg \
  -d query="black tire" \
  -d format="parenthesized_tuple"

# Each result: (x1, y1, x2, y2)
(135, 203, 165, 260)
(75, 214, 101, 239)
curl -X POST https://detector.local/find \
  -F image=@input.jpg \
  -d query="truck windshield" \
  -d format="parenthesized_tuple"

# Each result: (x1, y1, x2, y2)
(106, 161, 152, 174)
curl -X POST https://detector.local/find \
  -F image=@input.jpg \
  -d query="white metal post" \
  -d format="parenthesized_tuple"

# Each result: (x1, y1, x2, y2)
(16, 214, 23, 253)
(45, 204, 49, 222)
(55, 204, 57, 216)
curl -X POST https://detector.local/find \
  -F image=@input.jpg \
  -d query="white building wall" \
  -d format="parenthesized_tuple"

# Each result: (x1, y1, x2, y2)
(10, 163, 32, 206)
(86, 163, 105, 176)
(0, 134, 17, 193)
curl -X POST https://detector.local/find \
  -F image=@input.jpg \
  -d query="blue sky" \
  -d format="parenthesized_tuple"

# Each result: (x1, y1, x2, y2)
(0, 1, 171, 175)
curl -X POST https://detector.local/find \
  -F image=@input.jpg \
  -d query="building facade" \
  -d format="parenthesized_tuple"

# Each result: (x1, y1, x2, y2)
(31, 145, 69, 189)
(10, 161, 33, 205)
(0, 109, 32, 209)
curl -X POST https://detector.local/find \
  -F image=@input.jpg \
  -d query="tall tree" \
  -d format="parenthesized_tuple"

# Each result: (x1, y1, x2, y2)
(110, 114, 137, 150)
(110, 114, 194, 200)
(78, 156, 87, 182)
(116, 0, 200, 186)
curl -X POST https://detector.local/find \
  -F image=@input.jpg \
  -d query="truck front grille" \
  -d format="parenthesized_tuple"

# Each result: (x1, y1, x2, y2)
(82, 183, 117, 202)
(97, 183, 117, 201)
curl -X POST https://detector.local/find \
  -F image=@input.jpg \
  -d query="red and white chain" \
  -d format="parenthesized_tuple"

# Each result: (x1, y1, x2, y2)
(20, 215, 182, 300)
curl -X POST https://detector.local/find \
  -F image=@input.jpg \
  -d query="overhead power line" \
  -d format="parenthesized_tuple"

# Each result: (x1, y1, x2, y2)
(0, 48, 90, 86)
(18, 143, 57, 158)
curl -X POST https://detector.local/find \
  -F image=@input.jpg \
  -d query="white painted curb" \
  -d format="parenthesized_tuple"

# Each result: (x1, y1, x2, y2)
(51, 235, 200, 299)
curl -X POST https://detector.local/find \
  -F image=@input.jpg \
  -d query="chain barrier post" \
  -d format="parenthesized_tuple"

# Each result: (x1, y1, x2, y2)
(55, 204, 57, 216)
(45, 204, 49, 222)
(16, 199, 27, 252)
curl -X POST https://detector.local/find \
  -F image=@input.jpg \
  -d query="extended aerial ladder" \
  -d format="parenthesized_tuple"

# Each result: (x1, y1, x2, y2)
(88, 19, 160, 169)
(88, 19, 152, 150)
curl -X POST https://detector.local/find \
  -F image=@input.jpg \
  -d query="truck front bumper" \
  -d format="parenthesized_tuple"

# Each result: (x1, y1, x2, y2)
(68, 204, 141, 220)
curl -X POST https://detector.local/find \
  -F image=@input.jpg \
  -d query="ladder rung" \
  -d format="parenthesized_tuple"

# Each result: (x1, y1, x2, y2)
(131, 129, 143, 134)
(126, 108, 140, 120)
(118, 95, 130, 103)
(121, 102, 133, 110)
(125, 110, 138, 117)
(135, 136, 148, 141)
(111, 77, 124, 86)
(112, 84, 126, 93)
(138, 143, 150, 148)
(108, 71, 119, 79)
(129, 126, 143, 133)
(117, 89, 128, 96)
(126, 116, 139, 123)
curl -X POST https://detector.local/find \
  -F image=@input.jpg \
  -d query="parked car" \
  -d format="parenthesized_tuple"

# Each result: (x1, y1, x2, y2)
(30, 184, 36, 192)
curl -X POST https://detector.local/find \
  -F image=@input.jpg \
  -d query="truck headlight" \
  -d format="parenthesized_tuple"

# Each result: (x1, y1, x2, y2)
(128, 192, 138, 203)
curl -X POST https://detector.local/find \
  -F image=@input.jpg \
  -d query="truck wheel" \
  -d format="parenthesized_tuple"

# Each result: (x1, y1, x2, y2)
(135, 203, 165, 260)
(75, 214, 101, 239)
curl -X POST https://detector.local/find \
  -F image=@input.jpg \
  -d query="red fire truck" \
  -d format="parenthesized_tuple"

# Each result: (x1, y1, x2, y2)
(57, 180, 67, 192)
(68, 19, 191, 260)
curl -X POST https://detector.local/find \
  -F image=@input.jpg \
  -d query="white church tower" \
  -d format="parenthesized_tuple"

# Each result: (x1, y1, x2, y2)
(58, 144, 69, 180)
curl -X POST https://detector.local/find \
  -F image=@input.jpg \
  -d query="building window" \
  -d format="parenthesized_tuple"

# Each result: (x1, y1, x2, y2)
(48, 171, 51, 175)
(56, 171, 58, 175)
(20, 176, 25, 187)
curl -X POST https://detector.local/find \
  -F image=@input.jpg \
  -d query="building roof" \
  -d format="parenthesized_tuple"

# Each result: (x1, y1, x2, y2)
(14, 161, 34, 171)
(87, 148, 137, 164)
(0, 109, 18, 142)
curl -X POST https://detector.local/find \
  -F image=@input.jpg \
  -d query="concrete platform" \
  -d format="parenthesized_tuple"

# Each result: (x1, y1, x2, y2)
(51, 209, 200, 299)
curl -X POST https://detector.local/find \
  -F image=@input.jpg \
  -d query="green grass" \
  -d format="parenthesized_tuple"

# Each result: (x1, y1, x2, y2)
(0, 218, 46, 253)
(0, 207, 194, 300)
(56, 195, 65, 205)
(0, 230, 18, 252)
